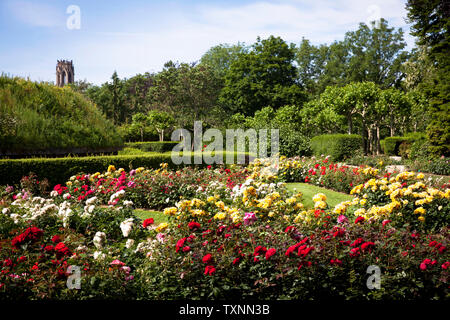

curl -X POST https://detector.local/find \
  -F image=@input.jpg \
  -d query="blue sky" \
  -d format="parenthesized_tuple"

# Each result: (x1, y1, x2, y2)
(0, 0, 415, 84)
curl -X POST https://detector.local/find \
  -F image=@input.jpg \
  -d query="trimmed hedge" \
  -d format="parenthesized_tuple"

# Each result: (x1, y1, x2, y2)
(0, 75, 122, 154)
(0, 152, 251, 186)
(310, 134, 363, 161)
(381, 133, 427, 156)
(124, 141, 180, 153)
(382, 137, 410, 156)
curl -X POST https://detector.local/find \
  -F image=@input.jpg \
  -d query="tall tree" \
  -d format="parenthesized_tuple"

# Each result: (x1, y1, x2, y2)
(344, 18, 409, 88)
(200, 43, 247, 79)
(406, 0, 450, 156)
(295, 19, 409, 95)
(219, 36, 306, 116)
(150, 61, 222, 129)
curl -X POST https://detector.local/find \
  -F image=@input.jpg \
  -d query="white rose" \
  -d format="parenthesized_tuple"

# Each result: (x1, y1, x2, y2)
(93, 231, 106, 249)
(125, 239, 135, 248)
(120, 218, 134, 237)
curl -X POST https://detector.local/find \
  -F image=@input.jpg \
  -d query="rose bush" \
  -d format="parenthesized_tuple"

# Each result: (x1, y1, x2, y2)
(0, 159, 448, 300)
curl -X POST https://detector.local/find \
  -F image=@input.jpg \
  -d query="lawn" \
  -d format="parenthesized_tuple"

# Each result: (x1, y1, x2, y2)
(286, 182, 353, 209)
(133, 184, 354, 219)
(134, 209, 168, 224)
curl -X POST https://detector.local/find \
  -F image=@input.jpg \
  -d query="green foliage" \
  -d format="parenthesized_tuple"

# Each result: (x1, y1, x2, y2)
(147, 110, 175, 141)
(200, 42, 248, 79)
(0, 154, 175, 186)
(310, 134, 363, 161)
(149, 61, 222, 129)
(117, 123, 158, 142)
(279, 131, 311, 157)
(124, 141, 180, 153)
(295, 19, 409, 95)
(382, 137, 410, 156)
(0, 75, 122, 155)
(406, 0, 450, 157)
(382, 133, 426, 157)
(219, 36, 306, 116)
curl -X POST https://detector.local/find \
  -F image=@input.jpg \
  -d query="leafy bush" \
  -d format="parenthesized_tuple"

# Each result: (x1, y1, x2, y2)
(279, 131, 311, 157)
(382, 133, 427, 157)
(310, 134, 363, 161)
(125, 141, 180, 153)
(0, 75, 122, 155)
(51, 165, 247, 210)
(0, 154, 174, 186)
(0, 152, 250, 187)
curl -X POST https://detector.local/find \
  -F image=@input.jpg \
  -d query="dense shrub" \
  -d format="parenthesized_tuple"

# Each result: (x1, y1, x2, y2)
(310, 134, 363, 161)
(0, 75, 122, 155)
(0, 154, 173, 186)
(117, 124, 159, 142)
(125, 141, 180, 153)
(51, 165, 247, 210)
(382, 133, 427, 157)
(0, 152, 250, 186)
(279, 131, 311, 157)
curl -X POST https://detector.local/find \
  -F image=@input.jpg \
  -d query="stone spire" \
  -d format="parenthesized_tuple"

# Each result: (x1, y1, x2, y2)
(56, 60, 74, 87)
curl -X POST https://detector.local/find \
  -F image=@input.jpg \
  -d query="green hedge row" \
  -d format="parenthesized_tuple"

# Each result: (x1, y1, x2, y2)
(382, 137, 410, 155)
(381, 133, 427, 156)
(310, 134, 363, 161)
(124, 141, 180, 153)
(0, 152, 251, 186)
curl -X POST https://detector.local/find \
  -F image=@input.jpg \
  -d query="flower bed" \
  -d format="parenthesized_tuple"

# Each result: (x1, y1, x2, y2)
(0, 160, 448, 300)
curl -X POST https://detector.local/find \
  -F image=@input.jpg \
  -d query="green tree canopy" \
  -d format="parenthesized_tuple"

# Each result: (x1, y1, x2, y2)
(219, 35, 307, 116)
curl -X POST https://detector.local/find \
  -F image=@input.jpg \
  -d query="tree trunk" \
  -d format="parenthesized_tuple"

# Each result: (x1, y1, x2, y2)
(376, 126, 381, 155)
(348, 115, 353, 134)
(140, 128, 144, 142)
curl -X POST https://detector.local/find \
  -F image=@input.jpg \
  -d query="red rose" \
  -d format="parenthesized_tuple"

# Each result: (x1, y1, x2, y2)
(284, 226, 296, 233)
(51, 235, 61, 243)
(330, 259, 342, 266)
(333, 228, 345, 238)
(428, 241, 438, 247)
(253, 246, 267, 256)
(349, 247, 360, 257)
(355, 216, 365, 224)
(202, 254, 212, 264)
(182, 246, 191, 252)
(54, 242, 71, 258)
(44, 245, 54, 253)
(143, 218, 154, 228)
(188, 221, 201, 230)
(204, 265, 216, 276)
(175, 238, 186, 252)
(3, 259, 12, 267)
(350, 238, 364, 247)
(361, 242, 375, 252)
(265, 248, 276, 260)
(232, 257, 240, 265)
(382, 220, 391, 227)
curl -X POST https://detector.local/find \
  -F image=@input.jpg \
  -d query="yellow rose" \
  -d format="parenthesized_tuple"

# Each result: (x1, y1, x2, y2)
(156, 223, 169, 232)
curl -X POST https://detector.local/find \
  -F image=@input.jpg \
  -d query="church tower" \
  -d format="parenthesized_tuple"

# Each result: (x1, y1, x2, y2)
(56, 60, 74, 87)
